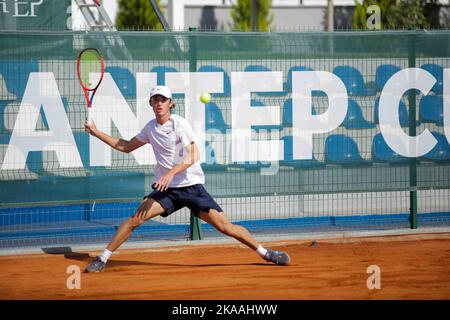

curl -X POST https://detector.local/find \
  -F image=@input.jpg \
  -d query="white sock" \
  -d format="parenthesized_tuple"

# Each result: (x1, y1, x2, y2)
(256, 245, 268, 257)
(100, 249, 112, 263)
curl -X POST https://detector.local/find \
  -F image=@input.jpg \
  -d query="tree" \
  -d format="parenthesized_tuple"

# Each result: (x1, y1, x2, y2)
(231, 0, 274, 31)
(116, 0, 163, 30)
(352, 0, 441, 30)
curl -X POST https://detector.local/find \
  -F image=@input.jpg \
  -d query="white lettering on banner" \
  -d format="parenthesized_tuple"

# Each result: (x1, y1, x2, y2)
(1, 69, 449, 170)
(0, 1, 8, 14)
(231, 71, 283, 162)
(1, 72, 83, 170)
(166, 72, 224, 162)
(13, 0, 28, 17)
(29, 0, 43, 16)
(292, 71, 348, 159)
(444, 69, 450, 145)
(134, 72, 157, 164)
(379, 68, 437, 157)
(89, 72, 156, 166)
(13, 0, 43, 17)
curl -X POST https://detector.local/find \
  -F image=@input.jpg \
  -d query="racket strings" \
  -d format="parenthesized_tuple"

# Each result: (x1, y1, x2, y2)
(78, 50, 103, 90)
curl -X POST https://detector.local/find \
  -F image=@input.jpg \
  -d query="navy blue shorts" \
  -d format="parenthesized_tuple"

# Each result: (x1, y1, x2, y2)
(144, 184, 223, 218)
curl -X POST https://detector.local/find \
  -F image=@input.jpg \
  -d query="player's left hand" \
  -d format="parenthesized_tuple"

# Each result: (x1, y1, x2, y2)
(155, 172, 174, 192)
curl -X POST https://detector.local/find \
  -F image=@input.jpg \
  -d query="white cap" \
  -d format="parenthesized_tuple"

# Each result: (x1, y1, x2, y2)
(150, 85, 172, 99)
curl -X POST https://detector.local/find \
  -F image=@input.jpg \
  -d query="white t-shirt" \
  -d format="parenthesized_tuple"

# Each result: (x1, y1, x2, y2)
(135, 114, 205, 188)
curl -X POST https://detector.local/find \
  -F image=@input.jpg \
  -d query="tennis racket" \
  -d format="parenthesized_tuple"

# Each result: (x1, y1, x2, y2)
(76, 48, 105, 124)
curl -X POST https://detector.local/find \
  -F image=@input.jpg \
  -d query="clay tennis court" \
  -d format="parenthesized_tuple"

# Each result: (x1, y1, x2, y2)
(1, 233, 449, 300)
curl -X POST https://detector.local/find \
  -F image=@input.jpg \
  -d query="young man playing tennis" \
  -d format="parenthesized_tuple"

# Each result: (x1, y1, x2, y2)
(84, 85, 290, 272)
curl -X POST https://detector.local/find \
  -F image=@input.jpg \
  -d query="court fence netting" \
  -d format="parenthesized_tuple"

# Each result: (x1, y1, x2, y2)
(0, 29, 449, 250)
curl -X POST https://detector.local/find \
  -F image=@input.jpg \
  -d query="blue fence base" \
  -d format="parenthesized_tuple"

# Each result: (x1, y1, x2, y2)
(1, 201, 449, 249)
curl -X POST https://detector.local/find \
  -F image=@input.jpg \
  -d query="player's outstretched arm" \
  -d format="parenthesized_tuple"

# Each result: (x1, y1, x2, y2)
(84, 120, 146, 153)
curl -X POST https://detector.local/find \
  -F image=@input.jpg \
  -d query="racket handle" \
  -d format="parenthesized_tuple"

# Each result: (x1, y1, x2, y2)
(87, 107, 92, 124)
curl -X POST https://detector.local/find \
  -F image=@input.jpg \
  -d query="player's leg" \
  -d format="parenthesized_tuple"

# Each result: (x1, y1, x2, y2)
(106, 198, 165, 252)
(198, 209, 290, 265)
(85, 198, 165, 273)
(198, 209, 259, 250)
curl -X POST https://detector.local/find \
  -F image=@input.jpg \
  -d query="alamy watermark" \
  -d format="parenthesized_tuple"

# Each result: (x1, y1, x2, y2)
(367, 5, 381, 30)
(66, 265, 81, 290)
(366, 265, 381, 290)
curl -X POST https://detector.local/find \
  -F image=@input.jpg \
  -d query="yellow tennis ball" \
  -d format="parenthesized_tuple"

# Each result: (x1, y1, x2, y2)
(200, 92, 211, 104)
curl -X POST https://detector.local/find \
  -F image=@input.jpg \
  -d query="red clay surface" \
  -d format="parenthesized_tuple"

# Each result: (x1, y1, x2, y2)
(1, 233, 450, 299)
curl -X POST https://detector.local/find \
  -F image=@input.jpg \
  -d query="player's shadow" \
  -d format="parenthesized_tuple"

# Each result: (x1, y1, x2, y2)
(41, 246, 91, 261)
(41, 247, 284, 267)
(105, 259, 273, 268)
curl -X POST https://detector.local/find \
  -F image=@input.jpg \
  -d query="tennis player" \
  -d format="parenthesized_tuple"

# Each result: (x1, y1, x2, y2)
(84, 85, 290, 272)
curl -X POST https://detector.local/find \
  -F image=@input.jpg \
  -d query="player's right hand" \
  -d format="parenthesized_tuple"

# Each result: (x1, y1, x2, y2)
(84, 119, 97, 134)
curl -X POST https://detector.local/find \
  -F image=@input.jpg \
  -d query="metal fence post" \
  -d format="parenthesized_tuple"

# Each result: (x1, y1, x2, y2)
(188, 26, 204, 240)
(408, 29, 418, 229)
